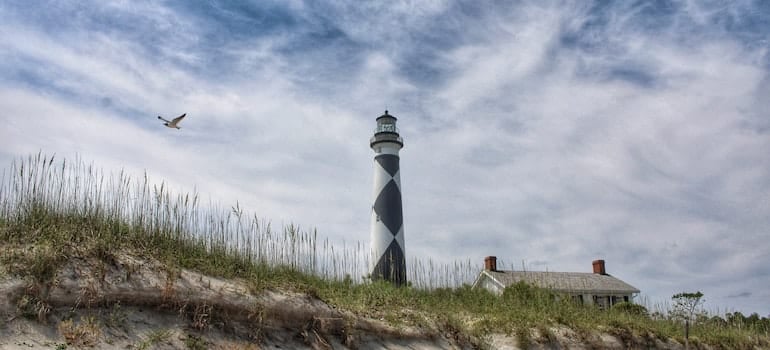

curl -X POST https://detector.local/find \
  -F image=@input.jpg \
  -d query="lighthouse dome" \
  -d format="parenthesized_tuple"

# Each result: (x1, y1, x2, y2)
(376, 110, 398, 121)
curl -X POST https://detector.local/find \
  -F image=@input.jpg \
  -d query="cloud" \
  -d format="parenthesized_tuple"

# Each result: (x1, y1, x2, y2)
(397, 0, 770, 313)
(728, 291, 751, 299)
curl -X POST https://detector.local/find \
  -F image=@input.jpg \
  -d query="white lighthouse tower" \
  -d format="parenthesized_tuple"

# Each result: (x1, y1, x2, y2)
(369, 110, 406, 285)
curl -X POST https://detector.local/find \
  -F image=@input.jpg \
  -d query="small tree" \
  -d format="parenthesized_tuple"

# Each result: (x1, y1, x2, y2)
(672, 291, 705, 349)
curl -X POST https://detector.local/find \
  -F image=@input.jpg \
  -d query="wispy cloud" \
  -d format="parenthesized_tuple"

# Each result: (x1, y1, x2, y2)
(728, 291, 751, 299)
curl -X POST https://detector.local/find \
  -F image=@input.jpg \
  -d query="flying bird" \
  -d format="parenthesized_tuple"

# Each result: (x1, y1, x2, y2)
(157, 113, 186, 129)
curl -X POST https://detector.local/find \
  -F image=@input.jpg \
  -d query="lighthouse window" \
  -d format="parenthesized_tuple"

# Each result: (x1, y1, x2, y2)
(378, 123, 396, 133)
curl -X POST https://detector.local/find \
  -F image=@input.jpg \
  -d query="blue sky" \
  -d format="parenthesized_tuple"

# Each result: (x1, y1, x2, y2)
(1, 0, 769, 315)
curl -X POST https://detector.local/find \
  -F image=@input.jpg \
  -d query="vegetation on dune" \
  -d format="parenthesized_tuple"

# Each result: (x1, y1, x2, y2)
(1, 153, 769, 349)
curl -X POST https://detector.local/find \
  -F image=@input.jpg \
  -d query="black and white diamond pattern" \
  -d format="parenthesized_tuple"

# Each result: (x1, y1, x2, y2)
(370, 154, 406, 285)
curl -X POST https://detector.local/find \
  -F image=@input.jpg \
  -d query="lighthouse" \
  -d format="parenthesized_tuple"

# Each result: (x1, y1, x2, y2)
(369, 110, 406, 286)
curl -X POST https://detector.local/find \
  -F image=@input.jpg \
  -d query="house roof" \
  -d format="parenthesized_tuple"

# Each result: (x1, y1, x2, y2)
(478, 270, 640, 295)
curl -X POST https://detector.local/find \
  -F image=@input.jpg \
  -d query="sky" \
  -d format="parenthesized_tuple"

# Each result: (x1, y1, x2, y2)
(1, 0, 769, 316)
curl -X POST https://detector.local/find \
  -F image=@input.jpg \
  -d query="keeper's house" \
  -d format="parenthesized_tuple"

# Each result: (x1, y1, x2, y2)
(472, 257, 640, 309)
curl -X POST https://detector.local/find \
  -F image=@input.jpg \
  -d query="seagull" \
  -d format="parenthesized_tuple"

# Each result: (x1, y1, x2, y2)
(157, 113, 186, 129)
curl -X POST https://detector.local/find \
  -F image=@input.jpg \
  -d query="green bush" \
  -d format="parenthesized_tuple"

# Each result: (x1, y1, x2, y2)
(612, 302, 649, 317)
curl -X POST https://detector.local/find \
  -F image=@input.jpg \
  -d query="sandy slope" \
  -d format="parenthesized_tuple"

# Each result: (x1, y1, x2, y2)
(0, 253, 467, 349)
(0, 253, 689, 349)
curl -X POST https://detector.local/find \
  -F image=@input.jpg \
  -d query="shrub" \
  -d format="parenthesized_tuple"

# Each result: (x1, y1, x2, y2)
(612, 302, 649, 317)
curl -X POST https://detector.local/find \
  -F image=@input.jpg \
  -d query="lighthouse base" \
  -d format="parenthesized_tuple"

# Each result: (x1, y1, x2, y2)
(371, 240, 406, 286)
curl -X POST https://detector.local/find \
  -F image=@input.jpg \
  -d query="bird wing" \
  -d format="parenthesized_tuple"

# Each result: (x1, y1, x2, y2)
(171, 113, 187, 124)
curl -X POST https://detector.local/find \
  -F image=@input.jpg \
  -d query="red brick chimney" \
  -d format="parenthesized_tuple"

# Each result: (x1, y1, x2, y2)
(484, 256, 497, 272)
(592, 259, 606, 275)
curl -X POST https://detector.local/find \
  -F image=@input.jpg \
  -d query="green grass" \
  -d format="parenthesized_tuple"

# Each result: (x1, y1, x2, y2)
(1, 153, 768, 349)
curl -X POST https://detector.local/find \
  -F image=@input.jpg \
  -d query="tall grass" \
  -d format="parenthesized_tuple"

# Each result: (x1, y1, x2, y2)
(0, 153, 480, 288)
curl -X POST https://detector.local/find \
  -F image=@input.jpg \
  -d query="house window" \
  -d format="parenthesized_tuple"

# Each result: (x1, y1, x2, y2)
(572, 295, 584, 305)
(594, 296, 609, 309)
